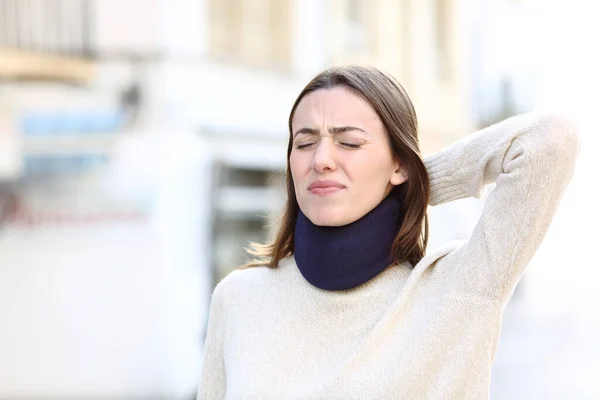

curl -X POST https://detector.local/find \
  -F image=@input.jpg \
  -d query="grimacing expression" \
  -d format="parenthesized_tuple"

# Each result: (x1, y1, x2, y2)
(290, 87, 407, 227)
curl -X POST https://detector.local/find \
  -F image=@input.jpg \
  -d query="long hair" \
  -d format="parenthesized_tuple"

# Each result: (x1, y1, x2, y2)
(239, 65, 429, 269)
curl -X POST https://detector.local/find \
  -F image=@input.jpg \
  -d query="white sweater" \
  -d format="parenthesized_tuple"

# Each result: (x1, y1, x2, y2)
(197, 112, 580, 399)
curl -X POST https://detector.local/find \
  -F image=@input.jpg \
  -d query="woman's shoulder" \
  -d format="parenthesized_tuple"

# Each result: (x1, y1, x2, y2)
(215, 256, 295, 293)
(210, 256, 296, 309)
(419, 240, 464, 268)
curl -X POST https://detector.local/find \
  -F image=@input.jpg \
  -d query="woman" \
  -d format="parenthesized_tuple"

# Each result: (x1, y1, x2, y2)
(197, 66, 579, 399)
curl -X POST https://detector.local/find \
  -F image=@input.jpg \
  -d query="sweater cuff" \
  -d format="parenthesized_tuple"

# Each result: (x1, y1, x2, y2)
(424, 152, 470, 206)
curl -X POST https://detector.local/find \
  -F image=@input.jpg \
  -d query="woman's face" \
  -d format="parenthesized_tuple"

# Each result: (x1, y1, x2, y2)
(290, 87, 407, 226)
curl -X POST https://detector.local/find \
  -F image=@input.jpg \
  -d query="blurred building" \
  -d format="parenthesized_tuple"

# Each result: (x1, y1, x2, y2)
(328, 0, 476, 153)
(0, 0, 545, 399)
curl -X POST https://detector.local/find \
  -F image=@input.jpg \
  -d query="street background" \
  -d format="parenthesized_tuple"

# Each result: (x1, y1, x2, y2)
(0, 0, 598, 398)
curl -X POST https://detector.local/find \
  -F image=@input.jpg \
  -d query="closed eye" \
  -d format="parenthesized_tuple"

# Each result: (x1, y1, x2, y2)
(295, 143, 315, 149)
(295, 142, 362, 150)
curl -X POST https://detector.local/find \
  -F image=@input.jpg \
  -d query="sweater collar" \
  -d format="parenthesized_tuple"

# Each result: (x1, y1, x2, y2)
(293, 187, 405, 291)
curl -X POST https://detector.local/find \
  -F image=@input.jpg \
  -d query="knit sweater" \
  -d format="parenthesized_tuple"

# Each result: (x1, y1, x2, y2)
(196, 112, 580, 400)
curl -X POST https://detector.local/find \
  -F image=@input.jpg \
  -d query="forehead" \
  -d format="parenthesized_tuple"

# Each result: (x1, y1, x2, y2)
(292, 87, 382, 126)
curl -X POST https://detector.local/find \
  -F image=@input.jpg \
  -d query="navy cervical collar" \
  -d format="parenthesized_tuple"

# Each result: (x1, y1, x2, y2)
(294, 187, 405, 291)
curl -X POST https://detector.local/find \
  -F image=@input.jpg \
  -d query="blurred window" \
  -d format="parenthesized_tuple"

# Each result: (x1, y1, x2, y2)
(0, 0, 92, 57)
(211, 163, 284, 283)
(208, 0, 291, 71)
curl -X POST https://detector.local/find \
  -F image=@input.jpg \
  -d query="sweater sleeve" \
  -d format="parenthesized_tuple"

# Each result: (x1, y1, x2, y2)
(424, 111, 580, 301)
(196, 280, 228, 400)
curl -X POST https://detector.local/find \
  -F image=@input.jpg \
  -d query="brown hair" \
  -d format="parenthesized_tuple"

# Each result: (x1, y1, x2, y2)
(239, 65, 429, 270)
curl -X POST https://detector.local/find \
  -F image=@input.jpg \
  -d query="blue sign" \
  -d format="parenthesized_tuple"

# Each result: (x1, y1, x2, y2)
(20, 110, 126, 135)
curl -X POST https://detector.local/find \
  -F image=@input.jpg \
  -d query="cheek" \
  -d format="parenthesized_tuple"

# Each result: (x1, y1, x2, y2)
(289, 153, 298, 178)
(290, 151, 309, 174)
(289, 152, 305, 186)
(349, 151, 394, 181)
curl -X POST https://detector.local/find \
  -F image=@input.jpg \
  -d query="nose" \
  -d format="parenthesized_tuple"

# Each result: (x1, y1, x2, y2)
(311, 139, 336, 173)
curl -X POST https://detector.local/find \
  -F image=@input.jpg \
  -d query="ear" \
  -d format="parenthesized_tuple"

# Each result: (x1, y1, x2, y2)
(390, 161, 408, 186)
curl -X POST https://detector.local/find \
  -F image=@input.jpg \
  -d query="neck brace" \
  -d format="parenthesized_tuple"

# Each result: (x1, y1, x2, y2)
(294, 188, 405, 291)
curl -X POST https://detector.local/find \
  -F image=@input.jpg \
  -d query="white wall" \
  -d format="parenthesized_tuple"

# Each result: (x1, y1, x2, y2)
(157, 0, 208, 58)
(463, 0, 511, 123)
(0, 107, 21, 180)
(161, 61, 304, 138)
(92, 0, 162, 56)
(292, 0, 329, 79)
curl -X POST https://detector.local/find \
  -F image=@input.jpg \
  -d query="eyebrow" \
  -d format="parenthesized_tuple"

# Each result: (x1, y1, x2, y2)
(293, 126, 369, 138)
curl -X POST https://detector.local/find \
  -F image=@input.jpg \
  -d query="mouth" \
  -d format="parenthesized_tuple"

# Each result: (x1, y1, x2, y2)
(309, 187, 344, 195)
(308, 180, 345, 196)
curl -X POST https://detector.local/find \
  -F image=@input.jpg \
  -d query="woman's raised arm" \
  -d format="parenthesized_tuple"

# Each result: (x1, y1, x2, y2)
(424, 112, 580, 301)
